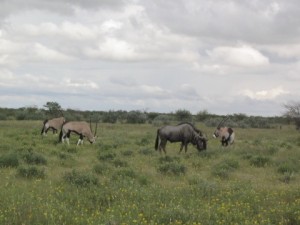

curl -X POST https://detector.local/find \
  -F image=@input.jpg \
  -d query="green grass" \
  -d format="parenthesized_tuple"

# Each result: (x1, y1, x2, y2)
(0, 120, 299, 224)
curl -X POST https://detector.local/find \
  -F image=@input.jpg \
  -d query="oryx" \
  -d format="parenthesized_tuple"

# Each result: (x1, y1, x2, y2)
(59, 120, 98, 145)
(41, 117, 66, 136)
(213, 116, 235, 146)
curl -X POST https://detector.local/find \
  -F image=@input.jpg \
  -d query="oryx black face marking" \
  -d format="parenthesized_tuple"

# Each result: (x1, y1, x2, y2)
(213, 116, 235, 147)
(59, 121, 98, 146)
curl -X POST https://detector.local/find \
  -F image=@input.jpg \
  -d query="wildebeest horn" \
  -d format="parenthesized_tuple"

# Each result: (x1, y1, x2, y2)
(217, 115, 230, 128)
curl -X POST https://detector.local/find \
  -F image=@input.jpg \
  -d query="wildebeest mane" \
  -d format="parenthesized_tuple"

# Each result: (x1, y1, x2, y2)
(177, 122, 202, 135)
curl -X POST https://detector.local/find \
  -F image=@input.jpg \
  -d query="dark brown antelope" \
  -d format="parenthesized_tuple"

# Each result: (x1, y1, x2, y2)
(41, 117, 66, 136)
(213, 116, 235, 146)
(59, 120, 98, 145)
(155, 122, 207, 154)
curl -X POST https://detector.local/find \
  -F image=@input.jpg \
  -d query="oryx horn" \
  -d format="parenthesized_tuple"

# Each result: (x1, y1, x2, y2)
(217, 115, 230, 128)
(94, 120, 98, 136)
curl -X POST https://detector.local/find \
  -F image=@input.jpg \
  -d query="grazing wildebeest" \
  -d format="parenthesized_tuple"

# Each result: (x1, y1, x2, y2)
(59, 120, 98, 145)
(41, 117, 65, 136)
(213, 116, 235, 146)
(155, 122, 207, 154)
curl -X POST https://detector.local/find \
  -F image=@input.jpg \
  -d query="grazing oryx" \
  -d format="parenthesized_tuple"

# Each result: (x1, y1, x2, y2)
(59, 120, 98, 145)
(213, 116, 235, 146)
(41, 117, 65, 136)
(155, 122, 207, 154)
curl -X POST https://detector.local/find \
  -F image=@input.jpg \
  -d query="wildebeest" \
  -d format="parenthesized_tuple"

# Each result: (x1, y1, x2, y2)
(155, 122, 207, 154)
(41, 117, 65, 136)
(213, 116, 235, 146)
(59, 120, 98, 145)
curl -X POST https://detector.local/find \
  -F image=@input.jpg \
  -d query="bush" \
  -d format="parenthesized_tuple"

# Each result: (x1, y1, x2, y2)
(121, 150, 134, 157)
(102, 110, 118, 123)
(93, 163, 110, 175)
(152, 115, 173, 126)
(112, 168, 137, 179)
(23, 152, 47, 165)
(98, 152, 116, 161)
(139, 148, 154, 155)
(212, 159, 239, 179)
(175, 109, 192, 121)
(0, 152, 19, 168)
(113, 159, 128, 168)
(63, 169, 98, 187)
(277, 162, 298, 174)
(17, 166, 46, 179)
(158, 162, 186, 175)
(249, 155, 270, 167)
(126, 110, 147, 124)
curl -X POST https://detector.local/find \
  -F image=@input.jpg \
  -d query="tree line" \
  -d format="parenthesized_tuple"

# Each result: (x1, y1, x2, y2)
(0, 101, 298, 129)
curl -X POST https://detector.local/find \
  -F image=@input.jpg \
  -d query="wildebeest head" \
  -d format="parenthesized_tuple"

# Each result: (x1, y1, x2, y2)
(193, 134, 207, 151)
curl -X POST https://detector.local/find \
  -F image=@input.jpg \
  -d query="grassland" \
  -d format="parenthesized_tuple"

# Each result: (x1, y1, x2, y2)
(0, 120, 299, 225)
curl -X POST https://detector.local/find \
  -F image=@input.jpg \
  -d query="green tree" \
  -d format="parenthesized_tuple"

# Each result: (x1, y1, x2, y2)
(43, 102, 63, 117)
(195, 110, 210, 121)
(283, 101, 300, 130)
(175, 109, 192, 122)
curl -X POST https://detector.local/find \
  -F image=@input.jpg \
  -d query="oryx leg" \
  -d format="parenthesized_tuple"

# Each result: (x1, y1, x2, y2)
(77, 134, 84, 146)
(64, 131, 71, 145)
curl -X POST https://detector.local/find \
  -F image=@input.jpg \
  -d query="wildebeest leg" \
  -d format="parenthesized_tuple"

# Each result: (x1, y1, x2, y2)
(179, 142, 184, 153)
(161, 140, 167, 154)
(184, 143, 188, 153)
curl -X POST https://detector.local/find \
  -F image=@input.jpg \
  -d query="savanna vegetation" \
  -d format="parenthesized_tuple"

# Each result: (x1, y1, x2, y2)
(0, 117, 299, 224)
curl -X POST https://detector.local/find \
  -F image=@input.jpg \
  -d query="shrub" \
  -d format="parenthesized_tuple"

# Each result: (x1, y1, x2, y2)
(98, 152, 116, 161)
(279, 172, 295, 184)
(17, 166, 46, 179)
(23, 152, 47, 165)
(112, 168, 137, 179)
(277, 162, 298, 174)
(152, 114, 173, 126)
(249, 155, 270, 167)
(158, 155, 180, 164)
(212, 159, 239, 179)
(93, 163, 110, 175)
(0, 152, 19, 168)
(113, 159, 128, 168)
(63, 169, 98, 187)
(136, 137, 151, 146)
(121, 150, 134, 157)
(126, 110, 147, 124)
(139, 148, 153, 155)
(158, 162, 186, 175)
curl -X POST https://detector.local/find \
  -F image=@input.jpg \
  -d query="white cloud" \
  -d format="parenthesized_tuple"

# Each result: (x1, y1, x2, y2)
(0, 1, 300, 116)
(241, 87, 289, 100)
(207, 45, 269, 67)
(32, 43, 73, 62)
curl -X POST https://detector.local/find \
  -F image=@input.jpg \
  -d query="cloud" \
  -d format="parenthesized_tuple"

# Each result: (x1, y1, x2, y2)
(32, 43, 74, 62)
(241, 87, 289, 100)
(207, 45, 269, 67)
(0, 0, 300, 116)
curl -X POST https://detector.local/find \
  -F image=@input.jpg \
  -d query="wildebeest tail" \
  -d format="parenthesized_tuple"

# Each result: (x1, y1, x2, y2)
(155, 129, 159, 150)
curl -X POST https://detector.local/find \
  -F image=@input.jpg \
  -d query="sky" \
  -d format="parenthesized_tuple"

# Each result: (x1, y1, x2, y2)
(0, 0, 299, 116)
